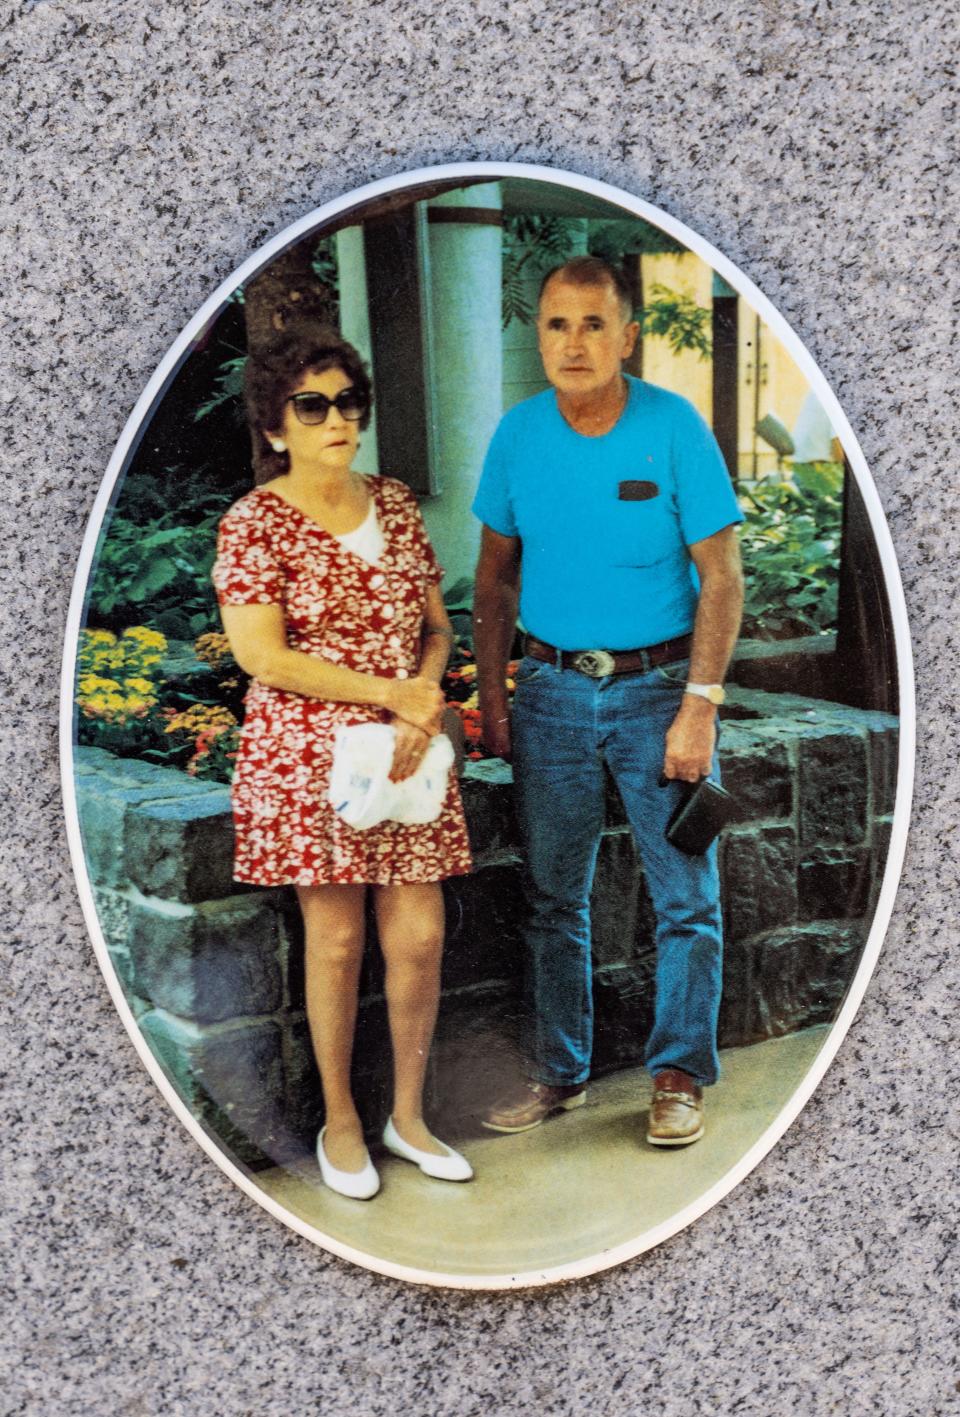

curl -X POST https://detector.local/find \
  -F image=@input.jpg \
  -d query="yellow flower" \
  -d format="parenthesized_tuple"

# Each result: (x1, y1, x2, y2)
(79, 675, 122, 695)
(194, 631, 232, 668)
(123, 626, 167, 650)
(164, 703, 238, 735)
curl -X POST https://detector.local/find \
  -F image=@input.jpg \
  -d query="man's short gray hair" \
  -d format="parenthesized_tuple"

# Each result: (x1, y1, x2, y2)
(538, 256, 635, 319)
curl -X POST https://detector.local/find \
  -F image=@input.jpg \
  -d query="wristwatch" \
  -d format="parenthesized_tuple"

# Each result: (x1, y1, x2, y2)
(684, 682, 726, 706)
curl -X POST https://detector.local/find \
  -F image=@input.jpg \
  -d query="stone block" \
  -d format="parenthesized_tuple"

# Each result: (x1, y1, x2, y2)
(75, 748, 223, 797)
(869, 724, 900, 819)
(440, 863, 525, 991)
(351, 995, 392, 1123)
(719, 727, 793, 822)
(750, 921, 866, 1038)
(798, 847, 872, 920)
(128, 893, 283, 1022)
(458, 770, 519, 856)
(728, 636, 836, 697)
(592, 959, 656, 1075)
(277, 894, 306, 1011)
(92, 883, 132, 954)
(72, 745, 127, 777)
(721, 824, 798, 943)
(282, 1017, 323, 1149)
(76, 780, 175, 890)
(590, 830, 641, 967)
(139, 1010, 286, 1167)
(870, 818, 895, 905)
(74, 749, 234, 891)
(603, 765, 629, 828)
(798, 728, 869, 846)
(106, 941, 138, 1000)
(631, 873, 659, 966)
(125, 793, 235, 903)
(717, 933, 754, 1048)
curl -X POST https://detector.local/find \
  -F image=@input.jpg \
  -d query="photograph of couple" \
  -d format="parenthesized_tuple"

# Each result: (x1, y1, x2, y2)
(71, 169, 903, 1285)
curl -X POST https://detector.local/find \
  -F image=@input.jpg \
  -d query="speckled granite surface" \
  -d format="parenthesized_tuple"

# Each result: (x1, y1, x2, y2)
(2, 2, 958, 1413)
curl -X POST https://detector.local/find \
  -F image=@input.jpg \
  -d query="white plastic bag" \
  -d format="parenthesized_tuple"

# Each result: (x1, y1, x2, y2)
(327, 723, 455, 830)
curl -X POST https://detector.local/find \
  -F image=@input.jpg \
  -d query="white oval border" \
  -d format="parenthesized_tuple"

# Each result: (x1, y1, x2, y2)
(60, 161, 915, 1291)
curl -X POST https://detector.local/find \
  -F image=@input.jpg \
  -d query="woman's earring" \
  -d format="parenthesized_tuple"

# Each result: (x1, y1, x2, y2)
(269, 439, 286, 453)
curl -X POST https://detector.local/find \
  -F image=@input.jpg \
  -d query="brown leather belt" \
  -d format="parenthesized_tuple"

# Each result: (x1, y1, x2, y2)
(524, 633, 692, 678)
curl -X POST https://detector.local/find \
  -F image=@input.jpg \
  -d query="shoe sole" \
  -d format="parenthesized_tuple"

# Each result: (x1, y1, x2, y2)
(646, 1124, 705, 1147)
(480, 1090, 587, 1134)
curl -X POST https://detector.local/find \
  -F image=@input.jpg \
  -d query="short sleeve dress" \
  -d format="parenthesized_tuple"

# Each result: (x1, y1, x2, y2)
(211, 475, 473, 887)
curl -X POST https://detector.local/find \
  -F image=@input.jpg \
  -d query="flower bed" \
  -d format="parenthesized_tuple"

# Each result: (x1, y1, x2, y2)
(75, 627, 516, 783)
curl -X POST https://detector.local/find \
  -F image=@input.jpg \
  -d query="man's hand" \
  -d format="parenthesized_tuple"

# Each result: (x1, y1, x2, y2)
(663, 698, 716, 782)
(481, 696, 512, 762)
(389, 718, 431, 783)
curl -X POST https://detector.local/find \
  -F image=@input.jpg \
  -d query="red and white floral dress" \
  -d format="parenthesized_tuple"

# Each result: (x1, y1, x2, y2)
(211, 476, 473, 887)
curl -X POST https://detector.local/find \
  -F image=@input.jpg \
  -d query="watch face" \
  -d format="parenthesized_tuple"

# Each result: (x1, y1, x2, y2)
(62, 161, 912, 1291)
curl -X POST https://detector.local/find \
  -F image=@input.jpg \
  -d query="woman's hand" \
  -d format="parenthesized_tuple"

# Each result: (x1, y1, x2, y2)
(387, 675, 445, 734)
(389, 718, 431, 783)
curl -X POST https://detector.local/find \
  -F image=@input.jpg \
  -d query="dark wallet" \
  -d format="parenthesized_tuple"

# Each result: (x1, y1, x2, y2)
(659, 776, 738, 855)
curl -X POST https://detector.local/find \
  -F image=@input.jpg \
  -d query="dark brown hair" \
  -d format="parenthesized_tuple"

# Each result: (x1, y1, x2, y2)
(244, 329, 373, 478)
(538, 256, 635, 319)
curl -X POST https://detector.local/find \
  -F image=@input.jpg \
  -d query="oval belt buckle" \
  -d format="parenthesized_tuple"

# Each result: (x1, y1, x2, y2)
(571, 649, 616, 678)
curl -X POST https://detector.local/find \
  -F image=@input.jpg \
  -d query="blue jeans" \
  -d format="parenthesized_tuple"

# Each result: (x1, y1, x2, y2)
(511, 654, 723, 1088)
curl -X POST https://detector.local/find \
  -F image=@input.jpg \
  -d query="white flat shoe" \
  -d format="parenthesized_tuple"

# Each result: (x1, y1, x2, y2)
(316, 1127, 380, 1200)
(382, 1117, 473, 1182)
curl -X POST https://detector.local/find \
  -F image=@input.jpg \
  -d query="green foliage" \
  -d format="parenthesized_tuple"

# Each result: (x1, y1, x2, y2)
(739, 462, 844, 640)
(310, 235, 340, 313)
(87, 494, 232, 641)
(639, 285, 712, 360)
(187, 724, 241, 782)
(194, 355, 247, 422)
(502, 214, 581, 328)
(77, 708, 174, 762)
(587, 219, 686, 262)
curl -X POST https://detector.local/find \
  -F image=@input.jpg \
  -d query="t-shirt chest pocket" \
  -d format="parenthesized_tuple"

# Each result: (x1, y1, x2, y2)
(609, 483, 677, 566)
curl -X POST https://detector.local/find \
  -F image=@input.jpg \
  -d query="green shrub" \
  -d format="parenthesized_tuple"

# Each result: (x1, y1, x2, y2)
(86, 499, 231, 640)
(739, 462, 844, 640)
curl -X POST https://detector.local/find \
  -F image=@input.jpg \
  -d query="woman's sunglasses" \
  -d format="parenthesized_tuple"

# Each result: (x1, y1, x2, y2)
(286, 388, 368, 426)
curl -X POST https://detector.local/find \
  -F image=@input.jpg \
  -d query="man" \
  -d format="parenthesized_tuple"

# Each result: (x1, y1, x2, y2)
(471, 256, 744, 1147)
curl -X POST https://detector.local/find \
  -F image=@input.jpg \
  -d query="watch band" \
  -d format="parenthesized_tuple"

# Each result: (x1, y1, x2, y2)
(684, 682, 726, 706)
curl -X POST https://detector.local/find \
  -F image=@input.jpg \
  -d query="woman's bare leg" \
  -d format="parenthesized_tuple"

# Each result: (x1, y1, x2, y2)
(296, 883, 368, 1173)
(374, 882, 447, 1155)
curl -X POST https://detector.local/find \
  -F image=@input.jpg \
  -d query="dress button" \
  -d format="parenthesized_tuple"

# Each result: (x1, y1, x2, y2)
(370, 573, 385, 589)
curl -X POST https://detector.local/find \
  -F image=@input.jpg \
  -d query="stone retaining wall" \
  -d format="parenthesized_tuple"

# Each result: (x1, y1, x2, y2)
(74, 683, 898, 1167)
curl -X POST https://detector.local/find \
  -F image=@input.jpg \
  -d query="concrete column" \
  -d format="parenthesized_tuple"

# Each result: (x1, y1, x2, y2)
(335, 224, 379, 475)
(419, 183, 503, 591)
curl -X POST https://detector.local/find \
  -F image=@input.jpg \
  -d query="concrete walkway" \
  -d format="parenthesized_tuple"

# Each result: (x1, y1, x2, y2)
(255, 1026, 830, 1282)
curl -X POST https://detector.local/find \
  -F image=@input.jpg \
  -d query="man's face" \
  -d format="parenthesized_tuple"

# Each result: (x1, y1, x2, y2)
(536, 278, 639, 400)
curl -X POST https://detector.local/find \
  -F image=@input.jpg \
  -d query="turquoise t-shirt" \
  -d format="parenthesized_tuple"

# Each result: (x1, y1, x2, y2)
(472, 376, 743, 650)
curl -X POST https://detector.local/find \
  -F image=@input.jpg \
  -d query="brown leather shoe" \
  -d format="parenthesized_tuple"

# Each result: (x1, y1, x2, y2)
(480, 1080, 587, 1133)
(646, 1069, 704, 1147)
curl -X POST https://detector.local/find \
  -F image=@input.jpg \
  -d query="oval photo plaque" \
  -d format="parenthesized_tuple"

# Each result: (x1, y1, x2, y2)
(61, 162, 913, 1288)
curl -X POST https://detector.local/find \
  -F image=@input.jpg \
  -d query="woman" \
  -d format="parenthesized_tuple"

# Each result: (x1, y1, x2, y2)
(212, 330, 473, 1199)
